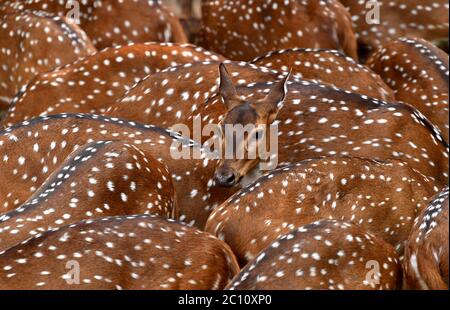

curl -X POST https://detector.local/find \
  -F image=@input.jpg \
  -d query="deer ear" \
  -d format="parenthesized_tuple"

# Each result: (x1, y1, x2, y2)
(219, 63, 240, 110)
(259, 71, 291, 123)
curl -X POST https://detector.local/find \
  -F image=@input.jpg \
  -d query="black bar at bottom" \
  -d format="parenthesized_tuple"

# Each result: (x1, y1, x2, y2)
(0, 290, 448, 307)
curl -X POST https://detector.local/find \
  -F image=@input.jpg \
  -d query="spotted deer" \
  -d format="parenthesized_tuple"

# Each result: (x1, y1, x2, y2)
(367, 37, 449, 143)
(338, 0, 449, 59)
(200, 0, 358, 61)
(0, 140, 176, 252)
(1, 43, 225, 128)
(105, 58, 397, 130)
(0, 0, 188, 49)
(109, 63, 449, 186)
(251, 48, 394, 101)
(206, 157, 438, 265)
(403, 186, 449, 290)
(0, 10, 96, 109)
(226, 220, 402, 290)
(0, 114, 236, 229)
(171, 64, 448, 191)
(0, 215, 240, 290)
(105, 61, 286, 129)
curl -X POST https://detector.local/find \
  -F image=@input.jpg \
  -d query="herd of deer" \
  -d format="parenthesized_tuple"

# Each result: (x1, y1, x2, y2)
(0, 0, 448, 291)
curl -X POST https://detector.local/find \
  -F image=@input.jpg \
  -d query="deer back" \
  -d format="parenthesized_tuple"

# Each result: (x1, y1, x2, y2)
(0, 10, 96, 108)
(226, 220, 401, 290)
(0, 0, 188, 49)
(252, 48, 394, 101)
(1, 43, 225, 128)
(339, 0, 449, 57)
(0, 140, 175, 252)
(0, 215, 239, 290)
(200, 0, 357, 61)
(368, 37, 449, 143)
(403, 186, 449, 290)
(206, 157, 437, 265)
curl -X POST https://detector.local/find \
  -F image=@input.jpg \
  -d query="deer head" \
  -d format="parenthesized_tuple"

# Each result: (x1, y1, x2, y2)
(214, 64, 290, 187)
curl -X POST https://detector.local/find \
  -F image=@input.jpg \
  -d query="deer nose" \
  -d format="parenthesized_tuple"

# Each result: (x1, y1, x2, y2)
(215, 169, 237, 187)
